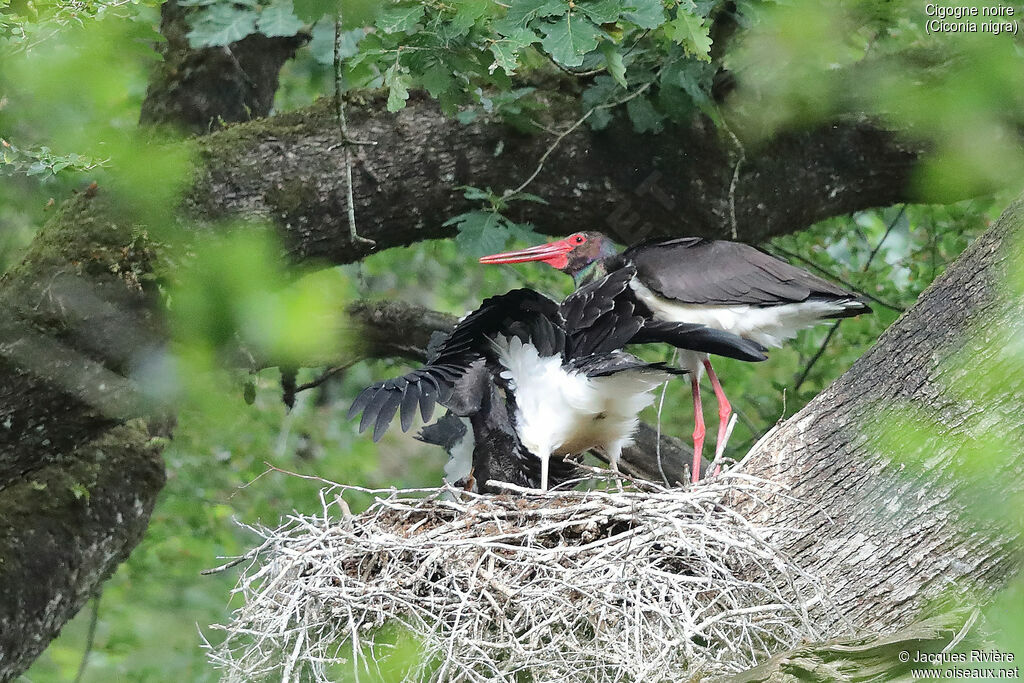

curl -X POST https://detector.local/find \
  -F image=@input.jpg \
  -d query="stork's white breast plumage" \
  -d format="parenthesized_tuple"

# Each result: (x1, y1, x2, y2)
(628, 277, 863, 348)
(490, 335, 670, 462)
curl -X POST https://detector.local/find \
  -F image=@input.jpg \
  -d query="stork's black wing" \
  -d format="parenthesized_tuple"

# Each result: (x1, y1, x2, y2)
(630, 320, 768, 362)
(565, 351, 687, 378)
(624, 237, 868, 308)
(415, 411, 468, 451)
(560, 266, 645, 359)
(560, 265, 769, 362)
(348, 289, 562, 441)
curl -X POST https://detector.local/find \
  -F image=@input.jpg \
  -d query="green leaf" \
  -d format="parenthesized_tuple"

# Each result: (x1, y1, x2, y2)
(579, 0, 623, 24)
(513, 192, 548, 204)
(660, 59, 715, 117)
(445, 210, 509, 257)
(385, 65, 411, 112)
(539, 12, 602, 67)
(499, 0, 565, 29)
(420, 64, 455, 98)
(489, 27, 536, 74)
(187, 4, 259, 47)
(447, 0, 491, 35)
(461, 186, 495, 201)
(582, 74, 623, 129)
(309, 23, 364, 64)
(622, 0, 665, 29)
(376, 4, 424, 33)
(257, 0, 305, 37)
(626, 96, 664, 133)
(504, 219, 542, 244)
(600, 42, 627, 87)
(666, 11, 712, 60)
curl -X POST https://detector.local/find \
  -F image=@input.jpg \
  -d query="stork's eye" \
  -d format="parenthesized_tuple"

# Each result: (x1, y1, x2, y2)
(574, 235, 585, 244)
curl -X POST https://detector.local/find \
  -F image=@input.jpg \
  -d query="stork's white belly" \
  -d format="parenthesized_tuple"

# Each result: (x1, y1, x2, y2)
(491, 336, 668, 460)
(629, 278, 858, 348)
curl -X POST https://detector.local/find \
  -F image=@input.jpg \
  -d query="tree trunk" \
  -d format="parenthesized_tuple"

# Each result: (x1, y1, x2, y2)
(0, 195, 169, 681)
(139, 0, 307, 134)
(738, 199, 1024, 636)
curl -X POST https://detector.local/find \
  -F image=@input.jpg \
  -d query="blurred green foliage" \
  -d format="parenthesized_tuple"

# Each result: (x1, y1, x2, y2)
(0, 0, 1021, 679)
(731, 1, 1024, 200)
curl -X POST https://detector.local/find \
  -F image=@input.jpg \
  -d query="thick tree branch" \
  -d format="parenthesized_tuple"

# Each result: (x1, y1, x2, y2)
(188, 96, 924, 264)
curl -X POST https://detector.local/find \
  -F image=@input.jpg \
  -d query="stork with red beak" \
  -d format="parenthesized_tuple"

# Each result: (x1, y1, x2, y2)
(349, 267, 766, 491)
(479, 232, 871, 482)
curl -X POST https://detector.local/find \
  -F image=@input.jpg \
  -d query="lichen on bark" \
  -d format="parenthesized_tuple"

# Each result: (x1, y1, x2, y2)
(0, 190, 170, 681)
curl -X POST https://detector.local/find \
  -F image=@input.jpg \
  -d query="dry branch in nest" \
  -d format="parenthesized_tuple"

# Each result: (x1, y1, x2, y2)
(206, 472, 836, 682)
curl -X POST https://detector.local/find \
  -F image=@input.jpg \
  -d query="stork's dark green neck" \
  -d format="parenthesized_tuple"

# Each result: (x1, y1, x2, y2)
(570, 242, 620, 287)
(571, 259, 609, 287)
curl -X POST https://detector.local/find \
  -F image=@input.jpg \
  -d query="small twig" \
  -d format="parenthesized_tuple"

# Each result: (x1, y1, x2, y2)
(548, 57, 605, 78)
(866, 204, 906, 265)
(333, 19, 375, 247)
(507, 81, 654, 200)
(73, 592, 101, 683)
(791, 321, 842, 394)
(293, 362, 356, 395)
(721, 122, 746, 240)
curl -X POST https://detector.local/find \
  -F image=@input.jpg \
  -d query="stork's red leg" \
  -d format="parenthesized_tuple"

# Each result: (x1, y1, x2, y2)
(690, 375, 705, 484)
(702, 358, 732, 477)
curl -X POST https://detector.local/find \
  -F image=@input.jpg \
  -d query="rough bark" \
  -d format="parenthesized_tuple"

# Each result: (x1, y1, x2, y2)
(0, 194, 169, 681)
(139, 1, 307, 135)
(738, 199, 1024, 637)
(187, 97, 923, 264)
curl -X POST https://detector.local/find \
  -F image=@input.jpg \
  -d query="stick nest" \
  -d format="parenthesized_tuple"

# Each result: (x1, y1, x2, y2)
(207, 473, 830, 682)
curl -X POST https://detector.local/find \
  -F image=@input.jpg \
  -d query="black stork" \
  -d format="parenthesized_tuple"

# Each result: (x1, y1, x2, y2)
(348, 267, 766, 490)
(479, 232, 872, 482)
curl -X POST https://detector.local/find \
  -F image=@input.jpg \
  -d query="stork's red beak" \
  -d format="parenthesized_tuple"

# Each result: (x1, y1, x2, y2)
(478, 238, 573, 269)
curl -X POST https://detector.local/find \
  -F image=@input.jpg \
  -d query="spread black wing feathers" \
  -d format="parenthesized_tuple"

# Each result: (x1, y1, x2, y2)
(349, 275, 653, 442)
(566, 352, 686, 378)
(348, 289, 565, 441)
(560, 266, 645, 359)
(350, 266, 770, 443)
(622, 237, 871, 311)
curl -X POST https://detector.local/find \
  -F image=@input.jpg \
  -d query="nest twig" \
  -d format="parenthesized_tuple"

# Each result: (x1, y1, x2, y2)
(206, 472, 833, 682)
